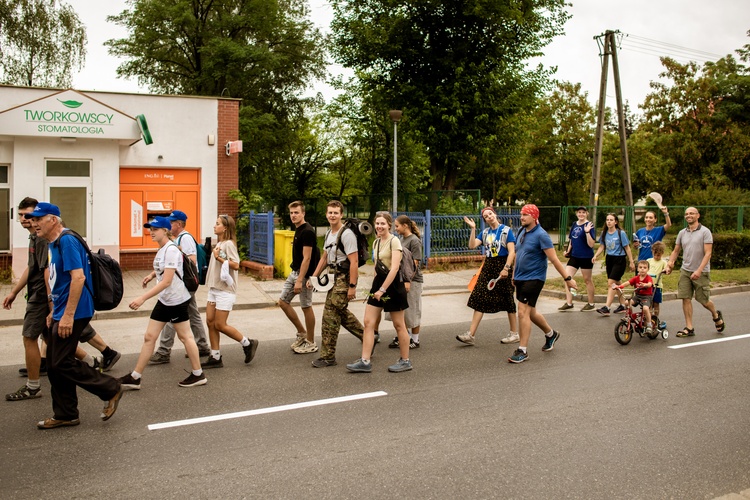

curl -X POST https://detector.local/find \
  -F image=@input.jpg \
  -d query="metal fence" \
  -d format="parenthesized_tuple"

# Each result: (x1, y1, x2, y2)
(237, 211, 274, 265)
(427, 209, 521, 258)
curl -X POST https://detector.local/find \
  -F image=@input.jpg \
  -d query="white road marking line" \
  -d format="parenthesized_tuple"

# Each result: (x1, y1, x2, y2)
(148, 390, 388, 431)
(668, 333, 750, 350)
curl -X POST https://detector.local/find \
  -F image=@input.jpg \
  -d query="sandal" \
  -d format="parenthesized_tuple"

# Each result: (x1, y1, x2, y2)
(713, 310, 725, 333)
(5, 385, 41, 401)
(676, 327, 695, 338)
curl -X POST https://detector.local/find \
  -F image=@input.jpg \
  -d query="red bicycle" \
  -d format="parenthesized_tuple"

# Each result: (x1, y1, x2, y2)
(613, 290, 668, 345)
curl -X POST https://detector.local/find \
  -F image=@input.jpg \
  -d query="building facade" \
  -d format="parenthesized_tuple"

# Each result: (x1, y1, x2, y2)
(0, 86, 240, 277)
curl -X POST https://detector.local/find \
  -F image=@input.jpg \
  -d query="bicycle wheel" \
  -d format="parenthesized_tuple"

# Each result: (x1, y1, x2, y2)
(647, 315, 660, 339)
(615, 320, 632, 345)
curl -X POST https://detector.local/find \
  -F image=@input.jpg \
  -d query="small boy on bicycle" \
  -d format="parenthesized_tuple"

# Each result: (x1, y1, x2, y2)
(612, 260, 654, 334)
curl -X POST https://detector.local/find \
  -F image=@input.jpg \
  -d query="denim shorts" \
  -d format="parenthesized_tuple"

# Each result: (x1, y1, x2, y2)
(279, 271, 313, 308)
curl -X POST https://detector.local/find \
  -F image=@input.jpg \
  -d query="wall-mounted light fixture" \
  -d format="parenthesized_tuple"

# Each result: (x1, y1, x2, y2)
(207, 134, 215, 146)
(61, 137, 76, 143)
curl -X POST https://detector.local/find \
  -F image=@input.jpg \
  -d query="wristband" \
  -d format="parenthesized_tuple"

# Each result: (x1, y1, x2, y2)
(564, 276, 572, 281)
(349, 283, 357, 288)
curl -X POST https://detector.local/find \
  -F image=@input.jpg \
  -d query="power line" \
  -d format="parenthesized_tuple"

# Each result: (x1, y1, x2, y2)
(624, 33, 725, 59)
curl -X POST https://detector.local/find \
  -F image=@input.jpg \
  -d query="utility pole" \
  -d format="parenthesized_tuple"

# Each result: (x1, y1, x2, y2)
(590, 30, 633, 232)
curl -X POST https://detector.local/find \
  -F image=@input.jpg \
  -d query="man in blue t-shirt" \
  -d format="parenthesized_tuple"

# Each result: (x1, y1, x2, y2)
(509, 204, 577, 364)
(26, 203, 122, 429)
(633, 207, 671, 260)
(559, 206, 596, 312)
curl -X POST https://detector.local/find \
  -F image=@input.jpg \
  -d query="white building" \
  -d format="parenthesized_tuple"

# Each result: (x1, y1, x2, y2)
(0, 85, 240, 277)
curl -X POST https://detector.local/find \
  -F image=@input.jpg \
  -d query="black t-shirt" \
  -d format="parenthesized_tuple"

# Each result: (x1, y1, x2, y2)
(27, 233, 49, 304)
(291, 222, 318, 277)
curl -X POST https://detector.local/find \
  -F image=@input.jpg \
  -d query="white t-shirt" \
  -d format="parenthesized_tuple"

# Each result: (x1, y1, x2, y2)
(176, 230, 197, 256)
(154, 243, 191, 306)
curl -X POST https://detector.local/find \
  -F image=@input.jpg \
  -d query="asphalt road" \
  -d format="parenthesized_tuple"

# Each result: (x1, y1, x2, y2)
(2, 293, 749, 499)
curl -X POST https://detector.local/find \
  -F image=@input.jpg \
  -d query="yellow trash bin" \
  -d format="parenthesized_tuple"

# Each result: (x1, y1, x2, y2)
(274, 229, 296, 278)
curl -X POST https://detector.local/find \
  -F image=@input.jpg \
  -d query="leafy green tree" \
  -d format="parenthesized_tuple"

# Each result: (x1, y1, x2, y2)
(329, 0, 569, 193)
(107, 0, 328, 208)
(512, 81, 596, 206)
(0, 0, 86, 86)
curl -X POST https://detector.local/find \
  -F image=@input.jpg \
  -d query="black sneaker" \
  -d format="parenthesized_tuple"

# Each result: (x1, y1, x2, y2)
(92, 357, 103, 372)
(374, 331, 380, 344)
(596, 306, 611, 317)
(409, 339, 420, 349)
(101, 351, 121, 372)
(388, 337, 399, 348)
(119, 373, 141, 391)
(178, 372, 207, 387)
(201, 355, 224, 369)
(198, 347, 212, 357)
(19, 360, 47, 377)
(312, 357, 337, 368)
(613, 305, 627, 314)
(243, 339, 259, 364)
(542, 330, 560, 352)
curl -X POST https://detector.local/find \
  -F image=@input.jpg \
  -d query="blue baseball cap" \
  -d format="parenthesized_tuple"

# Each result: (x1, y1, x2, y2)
(24, 202, 61, 218)
(144, 216, 172, 230)
(168, 210, 188, 222)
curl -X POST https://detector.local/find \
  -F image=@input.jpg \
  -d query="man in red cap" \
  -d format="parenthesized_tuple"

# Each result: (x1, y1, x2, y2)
(509, 204, 577, 363)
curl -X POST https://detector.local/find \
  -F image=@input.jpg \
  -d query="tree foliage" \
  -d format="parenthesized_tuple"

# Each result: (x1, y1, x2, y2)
(0, 0, 86, 87)
(329, 0, 570, 193)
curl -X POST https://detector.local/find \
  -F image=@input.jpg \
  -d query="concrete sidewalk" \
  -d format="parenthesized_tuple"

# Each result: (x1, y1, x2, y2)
(2, 261, 748, 327)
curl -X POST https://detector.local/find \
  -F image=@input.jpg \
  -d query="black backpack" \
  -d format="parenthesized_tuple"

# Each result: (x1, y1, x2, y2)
(170, 243, 200, 292)
(332, 219, 369, 269)
(59, 231, 124, 311)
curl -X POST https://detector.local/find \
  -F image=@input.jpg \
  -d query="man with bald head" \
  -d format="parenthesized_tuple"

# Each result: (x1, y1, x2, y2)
(665, 207, 725, 337)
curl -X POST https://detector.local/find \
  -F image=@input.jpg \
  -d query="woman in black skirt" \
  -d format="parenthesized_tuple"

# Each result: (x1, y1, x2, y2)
(456, 207, 518, 346)
(346, 212, 412, 373)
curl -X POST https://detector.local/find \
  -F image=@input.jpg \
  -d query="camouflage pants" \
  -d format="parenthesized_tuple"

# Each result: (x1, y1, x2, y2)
(320, 273, 364, 360)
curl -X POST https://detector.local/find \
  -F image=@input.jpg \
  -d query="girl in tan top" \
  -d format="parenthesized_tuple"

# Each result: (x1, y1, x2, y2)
(201, 215, 258, 368)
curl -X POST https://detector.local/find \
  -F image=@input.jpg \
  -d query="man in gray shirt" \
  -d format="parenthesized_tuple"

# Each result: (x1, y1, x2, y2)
(666, 207, 725, 337)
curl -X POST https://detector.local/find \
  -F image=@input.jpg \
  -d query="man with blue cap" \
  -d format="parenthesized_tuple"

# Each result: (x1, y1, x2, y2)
(25, 203, 122, 429)
(149, 210, 210, 364)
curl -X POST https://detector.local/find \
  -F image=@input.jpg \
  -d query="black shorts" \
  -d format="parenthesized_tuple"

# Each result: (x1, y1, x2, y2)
(150, 299, 191, 324)
(566, 256, 594, 270)
(515, 280, 545, 308)
(606, 255, 627, 281)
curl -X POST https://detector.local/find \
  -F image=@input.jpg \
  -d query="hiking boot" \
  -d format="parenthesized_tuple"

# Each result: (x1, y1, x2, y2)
(37, 417, 80, 430)
(388, 337, 400, 348)
(346, 358, 372, 373)
(409, 339, 420, 349)
(613, 305, 627, 314)
(558, 302, 574, 311)
(388, 358, 413, 372)
(542, 331, 560, 352)
(6, 385, 42, 401)
(290, 335, 305, 350)
(501, 332, 520, 344)
(101, 351, 121, 372)
(312, 357, 337, 368)
(149, 352, 171, 365)
(243, 339, 259, 364)
(178, 372, 207, 387)
(101, 387, 123, 421)
(596, 306, 611, 316)
(201, 355, 224, 369)
(456, 331, 475, 345)
(119, 373, 141, 391)
(19, 360, 47, 377)
(293, 340, 319, 354)
(508, 349, 528, 363)
(581, 303, 596, 312)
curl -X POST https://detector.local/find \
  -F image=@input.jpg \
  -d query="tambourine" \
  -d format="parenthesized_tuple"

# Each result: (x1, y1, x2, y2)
(310, 273, 335, 292)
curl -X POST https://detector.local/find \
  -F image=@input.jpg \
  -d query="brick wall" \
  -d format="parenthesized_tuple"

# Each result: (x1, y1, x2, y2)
(217, 99, 240, 218)
(119, 252, 157, 271)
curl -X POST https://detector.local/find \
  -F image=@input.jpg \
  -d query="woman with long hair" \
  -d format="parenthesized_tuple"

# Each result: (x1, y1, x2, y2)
(457, 207, 518, 345)
(346, 212, 412, 373)
(119, 216, 207, 389)
(201, 215, 259, 368)
(390, 215, 424, 348)
(593, 213, 635, 316)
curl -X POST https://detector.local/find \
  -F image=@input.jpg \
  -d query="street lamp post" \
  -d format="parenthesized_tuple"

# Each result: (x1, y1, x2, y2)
(389, 110, 402, 214)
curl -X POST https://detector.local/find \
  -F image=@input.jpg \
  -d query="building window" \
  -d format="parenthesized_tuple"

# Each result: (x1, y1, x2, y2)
(0, 166, 8, 251)
(46, 160, 90, 177)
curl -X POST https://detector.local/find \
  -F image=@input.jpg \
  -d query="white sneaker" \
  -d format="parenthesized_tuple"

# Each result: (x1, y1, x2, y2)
(500, 332, 520, 344)
(456, 331, 475, 345)
(294, 340, 319, 354)
(290, 335, 305, 350)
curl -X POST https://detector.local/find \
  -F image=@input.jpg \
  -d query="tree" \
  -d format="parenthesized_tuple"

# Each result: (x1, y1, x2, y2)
(512, 81, 596, 206)
(0, 0, 86, 87)
(329, 0, 569, 193)
(107, 0, 328, 206)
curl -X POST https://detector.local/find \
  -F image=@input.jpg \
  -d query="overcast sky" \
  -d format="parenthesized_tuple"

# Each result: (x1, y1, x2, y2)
(68, 0, 749, 111)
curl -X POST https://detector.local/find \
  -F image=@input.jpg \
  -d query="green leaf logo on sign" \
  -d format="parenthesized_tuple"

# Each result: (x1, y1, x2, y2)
(57, 99, 83, 108)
